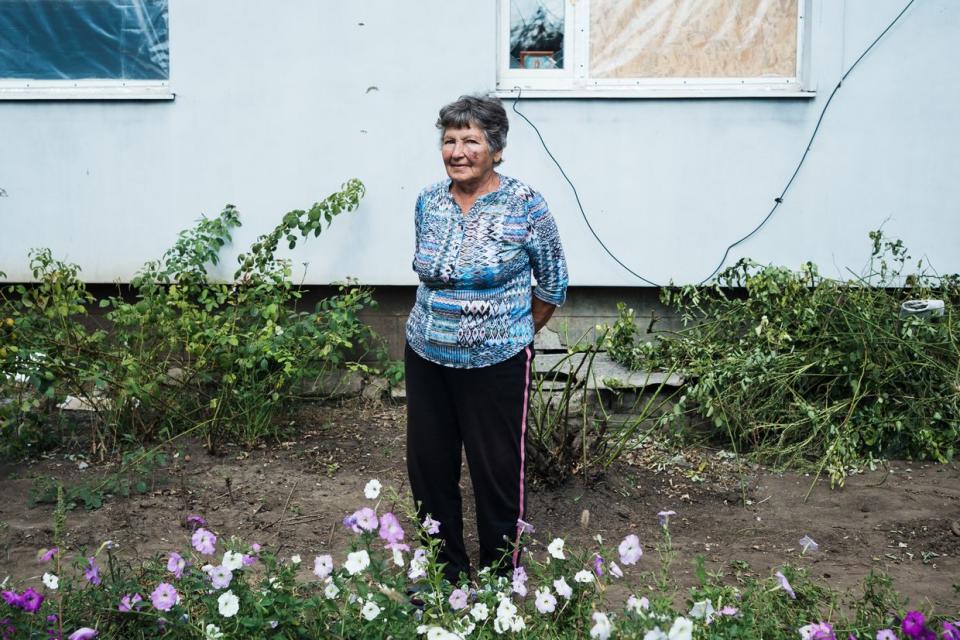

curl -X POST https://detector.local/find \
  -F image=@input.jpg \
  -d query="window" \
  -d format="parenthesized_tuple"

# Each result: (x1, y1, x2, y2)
(497, 0, 812, 98)
(0, 0, 170, 99)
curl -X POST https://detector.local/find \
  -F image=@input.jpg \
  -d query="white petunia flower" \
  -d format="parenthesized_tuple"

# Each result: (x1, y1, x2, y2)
(644, 629, 668, 640)
(204, 623, 224, 639)
(313, 554, 333, 579)
(42, 573, 59, 590)
(688, 599, 715, 623)
(344, 550, 370, 575)
(574, 570, 593, 583)
(361, 599, 381, 621)
(627, 595, 650, 613)
(217, 590, 240, 618)
(221, 551, 244, 571)
(668, 616, 693, 640)
(547, 537, 566, 560)
(323, 578, 340, 600)
(364, 479, 382, 500)
(553, 577, 573, 599)
(470, 602, 489, 621)
(290, 554, 301, 565)
(590, 612, 612, 640)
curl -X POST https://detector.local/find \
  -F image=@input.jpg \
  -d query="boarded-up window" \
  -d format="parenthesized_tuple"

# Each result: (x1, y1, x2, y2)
(590, 0, 797, 79)
(498, 0, 808, 97)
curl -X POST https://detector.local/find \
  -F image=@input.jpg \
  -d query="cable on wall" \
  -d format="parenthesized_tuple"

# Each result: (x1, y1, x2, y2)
(509, 0, 918, 287)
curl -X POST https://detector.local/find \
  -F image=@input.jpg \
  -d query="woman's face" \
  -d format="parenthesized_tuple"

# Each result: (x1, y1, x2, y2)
(442, 123, 501, 186)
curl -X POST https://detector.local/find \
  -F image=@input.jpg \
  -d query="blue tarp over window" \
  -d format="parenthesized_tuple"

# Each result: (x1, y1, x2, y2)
(0, 0, 168, 80)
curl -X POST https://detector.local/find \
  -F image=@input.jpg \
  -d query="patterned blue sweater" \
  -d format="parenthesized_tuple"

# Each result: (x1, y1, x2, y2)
(406, 174, 568, 368)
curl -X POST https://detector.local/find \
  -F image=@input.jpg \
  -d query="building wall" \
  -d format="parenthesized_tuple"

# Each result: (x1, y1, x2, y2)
(1, 0, 958, 289)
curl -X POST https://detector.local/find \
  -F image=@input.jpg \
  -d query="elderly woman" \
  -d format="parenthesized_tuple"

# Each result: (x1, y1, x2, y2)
(405, 95, 568, 583)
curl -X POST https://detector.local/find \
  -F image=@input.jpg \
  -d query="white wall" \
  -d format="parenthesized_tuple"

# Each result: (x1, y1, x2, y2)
(1, 0, 957, 285)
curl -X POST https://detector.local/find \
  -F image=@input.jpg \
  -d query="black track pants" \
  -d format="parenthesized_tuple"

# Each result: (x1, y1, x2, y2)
(405, 343, 533, 583)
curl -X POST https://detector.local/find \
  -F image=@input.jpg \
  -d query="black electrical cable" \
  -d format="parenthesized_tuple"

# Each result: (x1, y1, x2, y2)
(510, 93, 663, 287)
(510, 0, 917, 287)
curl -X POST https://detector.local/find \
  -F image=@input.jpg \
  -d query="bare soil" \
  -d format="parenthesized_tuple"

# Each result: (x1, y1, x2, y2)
(1, 401, 958, 614)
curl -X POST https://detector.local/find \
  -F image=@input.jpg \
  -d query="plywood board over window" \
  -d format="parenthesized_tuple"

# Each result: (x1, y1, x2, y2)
(496, 0, 812, 98)
(590, 0, 798, 79)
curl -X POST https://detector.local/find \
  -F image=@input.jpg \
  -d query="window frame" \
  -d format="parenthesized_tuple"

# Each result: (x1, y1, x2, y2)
(0, 1, 173, 101)
(495, 0, 814, 99)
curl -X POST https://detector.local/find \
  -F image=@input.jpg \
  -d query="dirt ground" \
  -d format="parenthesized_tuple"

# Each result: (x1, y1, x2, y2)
(1, 401, 958, 615)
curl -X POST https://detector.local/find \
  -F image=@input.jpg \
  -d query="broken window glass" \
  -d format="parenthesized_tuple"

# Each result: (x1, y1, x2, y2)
(509, 0, 564, 69)
(0, 0, 169, 80)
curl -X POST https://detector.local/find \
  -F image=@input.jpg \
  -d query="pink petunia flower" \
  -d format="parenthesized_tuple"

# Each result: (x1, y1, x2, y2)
(150, 582, 179, 612)
(167, 552, 186, 579)
(422, 515, 441, 535)
(208, 565, 233, 590)
(84, 557, 101, 586)
(353, 508, 378, 533)
(118, 593, 143, 613)
(512, 566, 528, 597)
(448, 589, 468, 610)
(378, 512, 405, 545)
(191, 528, 217, 555)
(775, 571, 796, 599)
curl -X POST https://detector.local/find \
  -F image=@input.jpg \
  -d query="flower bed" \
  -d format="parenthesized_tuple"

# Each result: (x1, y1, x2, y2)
(2, 482, 956, 639)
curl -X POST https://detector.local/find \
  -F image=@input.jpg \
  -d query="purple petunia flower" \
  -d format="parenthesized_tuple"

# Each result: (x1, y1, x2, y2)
(191, 528, 217, 555)
(1, 591, 20, 608)
(593, 554, 606, 577)
(516, 518, 536, 534)
(942, 621, 960, 640)
(775, 571, 796, 599)
(167, 552, 186, 579)
(378, 512, 405, 545)
(68, 628, 98, 640)
(448, 589, 468, 610)
(84, 557, 101, 586)
(799, 622, 836, 640)
(902, 611, 926, 638)
(38, 548, 59, 563)
(150, 582, 179, 612)
(118, 593, 143, 613)
(185, 515, 206, 531)
(19, 588, 43, 613)
(657, 510, 676, 526)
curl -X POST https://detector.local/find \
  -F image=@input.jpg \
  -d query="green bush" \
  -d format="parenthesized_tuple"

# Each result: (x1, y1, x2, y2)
(606, 232, 960, 485)
(0, 179, 385, 456)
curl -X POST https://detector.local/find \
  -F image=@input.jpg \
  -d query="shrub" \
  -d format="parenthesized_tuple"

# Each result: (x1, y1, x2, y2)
(605, 232, 960, 485)
(0, 179, 385, 456)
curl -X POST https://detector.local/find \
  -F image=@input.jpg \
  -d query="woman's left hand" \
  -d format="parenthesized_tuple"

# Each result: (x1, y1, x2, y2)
(532, 295, 557, 333)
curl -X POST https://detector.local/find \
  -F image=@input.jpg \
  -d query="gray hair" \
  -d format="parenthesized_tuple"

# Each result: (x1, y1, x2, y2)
(436, 95, 509, 166)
